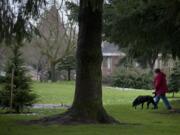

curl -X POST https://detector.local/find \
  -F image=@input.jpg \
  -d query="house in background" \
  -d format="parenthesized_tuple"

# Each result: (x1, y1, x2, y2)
(101, 41, 176, 77)
(101, 41, 125, 77)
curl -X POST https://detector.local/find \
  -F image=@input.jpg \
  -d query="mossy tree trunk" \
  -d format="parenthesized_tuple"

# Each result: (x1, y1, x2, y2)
(69, 0, 117, 123)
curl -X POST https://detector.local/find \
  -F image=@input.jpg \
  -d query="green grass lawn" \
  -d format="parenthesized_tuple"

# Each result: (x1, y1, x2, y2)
(33, 81, 154, 105)
(0, 82, 180, 135)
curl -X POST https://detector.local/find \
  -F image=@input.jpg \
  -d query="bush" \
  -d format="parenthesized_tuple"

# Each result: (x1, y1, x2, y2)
(0, 76, 5, 83)
(168, 61, 180, 97)
(102, 76, 114, 86)
(112, 68, 153, 90)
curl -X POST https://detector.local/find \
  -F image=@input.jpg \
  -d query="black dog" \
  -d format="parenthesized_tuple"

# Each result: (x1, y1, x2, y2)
(132, 95, 156, 109)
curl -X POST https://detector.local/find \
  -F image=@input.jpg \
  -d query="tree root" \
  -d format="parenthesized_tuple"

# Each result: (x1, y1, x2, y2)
(25, 108, 119, 125)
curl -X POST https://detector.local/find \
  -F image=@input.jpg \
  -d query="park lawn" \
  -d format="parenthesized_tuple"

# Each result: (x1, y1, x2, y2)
(33, 82, 179, 105)
(32, 81, 155, 105)
(0, 82, 180, 135)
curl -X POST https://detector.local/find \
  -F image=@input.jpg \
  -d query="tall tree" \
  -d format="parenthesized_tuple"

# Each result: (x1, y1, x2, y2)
(69, 0, 117, 124)
(127, 43, 160, 72)
(0, 0, 45, 113)
(33, 0, 117, 124)
(35, 3, 76, 82)
(104, 0, 180, 59)
(0, 0, 46, 44)
(22, 43, 48, 81)
(0, 44, 9, 71)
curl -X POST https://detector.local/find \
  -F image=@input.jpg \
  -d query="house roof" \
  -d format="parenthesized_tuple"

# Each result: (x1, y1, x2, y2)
(102, 41, 125, 57)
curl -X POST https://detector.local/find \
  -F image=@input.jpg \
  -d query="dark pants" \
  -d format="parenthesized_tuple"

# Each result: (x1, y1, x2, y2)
(154, 94, 172, 110)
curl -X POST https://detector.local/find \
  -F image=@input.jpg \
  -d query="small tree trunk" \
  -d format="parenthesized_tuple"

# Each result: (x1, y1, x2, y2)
(67, 68, 71, 81)
(148, 62, 155, 74)
(15, 106, 20, 114)
(50, 62, 56, 82)
(36, 64, 40, 81)
(172, 92, 175, 98)
(10, 68, 14, 111)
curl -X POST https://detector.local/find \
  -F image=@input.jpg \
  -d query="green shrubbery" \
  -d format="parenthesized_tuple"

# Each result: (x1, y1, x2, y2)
(0, 76, 5, 83)
(102, 76, 114, 86)
(112, 68, 153, 90)
(168, 61, 180, 97)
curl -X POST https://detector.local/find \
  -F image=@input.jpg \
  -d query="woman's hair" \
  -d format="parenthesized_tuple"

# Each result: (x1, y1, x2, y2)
(154, 68, 161, 73)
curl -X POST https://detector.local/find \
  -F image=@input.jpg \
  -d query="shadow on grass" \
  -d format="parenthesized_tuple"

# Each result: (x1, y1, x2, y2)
(19, 117, 142, 126)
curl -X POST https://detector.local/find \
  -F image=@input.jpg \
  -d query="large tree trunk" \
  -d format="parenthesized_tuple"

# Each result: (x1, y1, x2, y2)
(68, 0, 117, 123)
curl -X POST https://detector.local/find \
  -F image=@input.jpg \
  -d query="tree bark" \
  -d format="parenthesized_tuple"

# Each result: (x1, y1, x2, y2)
(148, 59, 156, 74)
(69, 0, 117, 123)
(172, 92, 175, 98)
(50, 62, 56, 82)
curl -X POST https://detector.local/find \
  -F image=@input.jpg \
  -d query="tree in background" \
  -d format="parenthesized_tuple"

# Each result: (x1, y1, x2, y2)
(58, 55, 76, 81)
(35, 1, 76, 82)
(0, 44, 37, 113)
(168, 61, 180, 97)
(0, 44, 9, 72)
(0, 0, 46, 44)
(104, 0, 180, 61)
(22, 43, 49, 81)
(117, 46, 160, 72)
(65, 0, 162, 72)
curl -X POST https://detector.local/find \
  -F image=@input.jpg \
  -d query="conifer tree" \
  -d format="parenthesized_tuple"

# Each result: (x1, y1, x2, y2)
(0, 44, 37, 113)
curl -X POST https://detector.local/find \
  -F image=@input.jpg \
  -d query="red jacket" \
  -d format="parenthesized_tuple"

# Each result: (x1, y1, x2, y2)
(154, 72, 168, 95)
